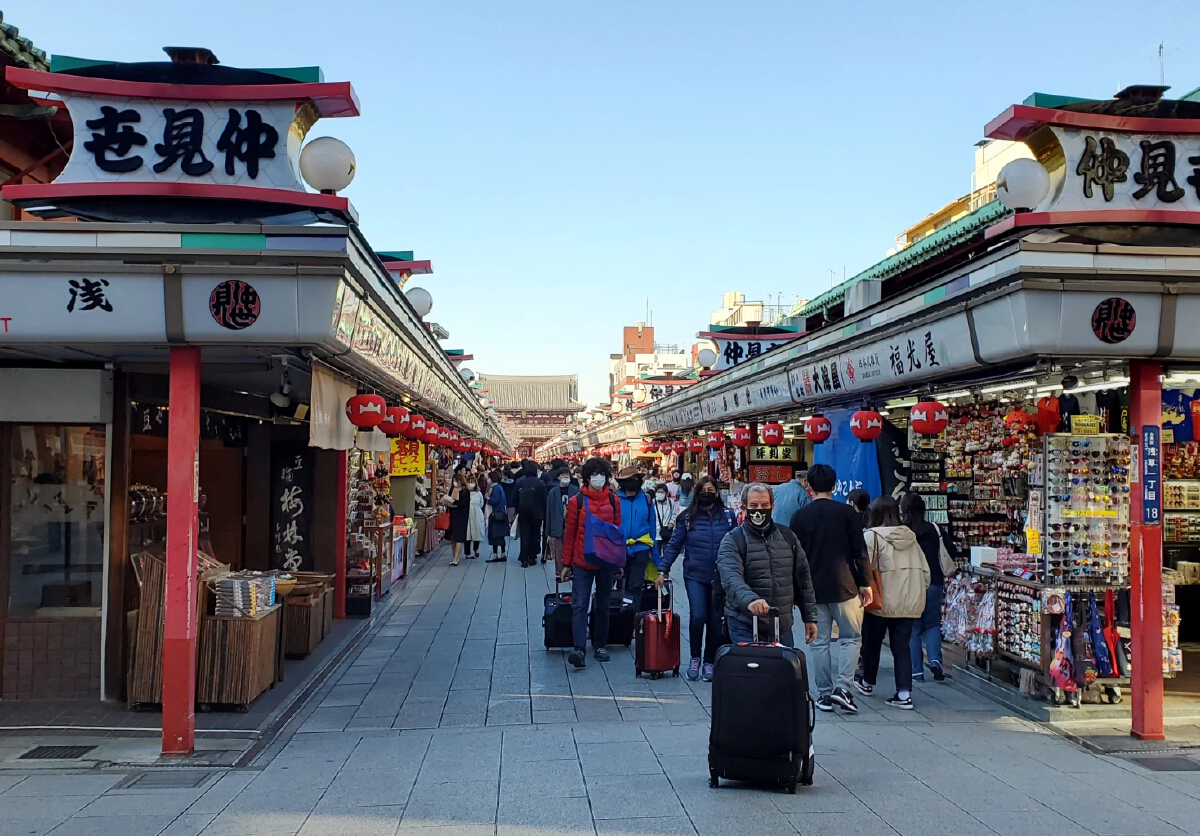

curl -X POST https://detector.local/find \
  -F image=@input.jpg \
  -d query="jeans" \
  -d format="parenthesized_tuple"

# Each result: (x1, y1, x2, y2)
(683, 579, 722, 663)
(518, 516, 542, 564)
(571, 564, 616, 652)
(811, 599, 864, 697)
(861, 612, 914, 696)
(624, 549, 651, 594)
(727, 612, 794, 647)
(910, 584, 945, 676)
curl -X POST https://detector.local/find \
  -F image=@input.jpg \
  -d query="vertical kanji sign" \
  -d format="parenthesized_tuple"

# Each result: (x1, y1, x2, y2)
(1143, 424, 1161, 526)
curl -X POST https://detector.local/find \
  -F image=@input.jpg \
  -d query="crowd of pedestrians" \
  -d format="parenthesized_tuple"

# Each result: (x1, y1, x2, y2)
(442, 455, 957, 712)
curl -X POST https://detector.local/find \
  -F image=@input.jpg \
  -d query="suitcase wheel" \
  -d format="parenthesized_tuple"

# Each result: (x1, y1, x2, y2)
(709, 770, 719, 789)
(787, 779, 797, 794)
(635, 669, 642, 678)
(800, 754, 815, 787)
(672, 667, 679, 677)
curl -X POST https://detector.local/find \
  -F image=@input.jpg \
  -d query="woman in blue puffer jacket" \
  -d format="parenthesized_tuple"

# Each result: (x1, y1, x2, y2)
(655, 475, 738, 681)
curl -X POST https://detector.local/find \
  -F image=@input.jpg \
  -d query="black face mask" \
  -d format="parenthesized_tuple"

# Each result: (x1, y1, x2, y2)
(697, 492, 717, 508)
(618, 479, 641, 494)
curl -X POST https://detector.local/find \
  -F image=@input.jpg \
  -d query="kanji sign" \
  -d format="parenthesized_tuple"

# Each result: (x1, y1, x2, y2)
(1044, 128, 1200, 213)
(749, 443, 800, 463)
(1091, 297, 1137, 344)
(390, 439, 425, 477)
(707, 334, 801, 371)
(209, 280, 261, 330)
(1143, 425, 1161, 526)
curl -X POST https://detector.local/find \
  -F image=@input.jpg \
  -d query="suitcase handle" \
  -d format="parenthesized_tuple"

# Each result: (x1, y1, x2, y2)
(656, 578, 673, 617)
(752, 608, 781, 644)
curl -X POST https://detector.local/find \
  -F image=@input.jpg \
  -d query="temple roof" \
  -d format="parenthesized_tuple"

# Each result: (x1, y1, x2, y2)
(477, 374, 585, 412)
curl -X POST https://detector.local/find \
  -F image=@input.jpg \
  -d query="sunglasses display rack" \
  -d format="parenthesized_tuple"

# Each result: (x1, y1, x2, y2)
(1042, 434, 1131, 587)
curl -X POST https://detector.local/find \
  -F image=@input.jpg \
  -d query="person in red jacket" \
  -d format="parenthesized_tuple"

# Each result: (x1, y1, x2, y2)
(561, 457, 622, 668)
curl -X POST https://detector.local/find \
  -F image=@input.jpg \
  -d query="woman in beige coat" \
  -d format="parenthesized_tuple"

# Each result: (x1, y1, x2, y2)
(853, 496, 930, 710)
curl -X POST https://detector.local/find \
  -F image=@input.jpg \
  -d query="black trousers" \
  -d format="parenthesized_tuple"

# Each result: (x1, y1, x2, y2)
(860, 612, 914, 695)
(518, 516, 542, 564)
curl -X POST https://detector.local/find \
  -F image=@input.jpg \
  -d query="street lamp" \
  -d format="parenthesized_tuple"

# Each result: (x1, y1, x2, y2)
(299, 137, 357, 194)
(995, 158, 1050, 211)
(406, 287, 433, 318)
(697, 347, 718, 369)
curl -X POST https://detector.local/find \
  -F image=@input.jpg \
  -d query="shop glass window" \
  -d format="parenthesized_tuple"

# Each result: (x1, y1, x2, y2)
(7, 425, 106, 617)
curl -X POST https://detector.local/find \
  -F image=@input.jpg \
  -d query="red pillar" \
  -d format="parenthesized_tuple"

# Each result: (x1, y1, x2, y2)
(334, 449, 348, 619)
(162, 346, 201, 755)
(1130, 360, 1165, 740)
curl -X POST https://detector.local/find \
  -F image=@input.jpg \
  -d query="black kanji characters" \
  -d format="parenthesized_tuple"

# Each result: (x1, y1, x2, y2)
(216, 108, 279, 179)
(1188, 153, 1200, 198)
(153, 108, 214, 176)
(84, 106, 147, 173)
(889, 344, 903, 376)
(820, 364, 832, 392)
(830, 363, 842, 390)
(1077, 135, 1129, 201)
(723, 341, 745, 366)
(746, 341, 762, 359)
(906, 338, 921, 372)
(924, 330, 940, 367)
(1133, 140, 1184, 202)
(67, 278, 113, 313)
(209, 280, 261, 330)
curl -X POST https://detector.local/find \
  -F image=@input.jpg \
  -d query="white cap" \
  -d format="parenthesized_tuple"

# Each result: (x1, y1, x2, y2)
(681, 473, 693, 480)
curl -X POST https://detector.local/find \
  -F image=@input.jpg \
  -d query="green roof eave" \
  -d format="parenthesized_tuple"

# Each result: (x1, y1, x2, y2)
(796, 199, 1012, 318)
(0, 12, 49, 72)
(50, 54, 324, 83)
(377, 250, 415, 261)
(1022, 91, 1097, 108)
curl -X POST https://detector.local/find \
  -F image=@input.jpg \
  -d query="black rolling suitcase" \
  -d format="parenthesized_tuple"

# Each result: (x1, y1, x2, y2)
(708, 611, 815, 793)
(639, 580, 671, 614)
(589, 579, 637, 647)
(543, 581, 574, 649)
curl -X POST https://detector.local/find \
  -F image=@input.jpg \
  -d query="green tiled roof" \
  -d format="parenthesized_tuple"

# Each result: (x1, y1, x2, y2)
(794, 199, 1011, 319)
(0, 12, 49, 71)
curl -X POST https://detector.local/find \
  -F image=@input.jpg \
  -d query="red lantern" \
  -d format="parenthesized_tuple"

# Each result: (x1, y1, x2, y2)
(406, 413, 426, 439)
(423, 421, 440, 445)
(805, 415, 832, 444)
(377, 406, 407, 436)
(346, 394, 386, 428)
(707, 430, 725, 449)
(647, 440, 660, 453)
(730, 427, 752, 448)
(687, 437, 706, 454)
(472, 439, 483, 452)
(911, 401, 950, 436)
(639, 442, 652, 454)
(440, 427, 455, 446)
(849, 410, 884, 443)
(762, 422, 785, 445)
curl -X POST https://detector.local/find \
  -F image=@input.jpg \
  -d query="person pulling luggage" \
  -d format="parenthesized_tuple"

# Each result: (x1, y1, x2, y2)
(716, 483, 818, 647)
(561, 457, 624, 668)
(615, 466, 658, 596)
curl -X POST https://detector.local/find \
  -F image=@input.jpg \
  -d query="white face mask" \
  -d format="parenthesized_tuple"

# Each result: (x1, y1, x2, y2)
(589, 474, 607, 490)
(656, 491, 668, 501)
(559, 477, 570, 487)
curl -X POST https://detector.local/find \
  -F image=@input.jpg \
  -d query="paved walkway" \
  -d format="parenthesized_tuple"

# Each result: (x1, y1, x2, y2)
(3, 548, 1200, 836)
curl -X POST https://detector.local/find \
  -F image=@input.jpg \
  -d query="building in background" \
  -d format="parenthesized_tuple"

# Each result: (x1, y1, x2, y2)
(476, 374, 585, 458)
(608, 322, 697, 410)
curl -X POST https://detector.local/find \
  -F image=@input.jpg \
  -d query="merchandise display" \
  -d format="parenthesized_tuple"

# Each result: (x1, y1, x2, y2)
(346, 448, 395, 615)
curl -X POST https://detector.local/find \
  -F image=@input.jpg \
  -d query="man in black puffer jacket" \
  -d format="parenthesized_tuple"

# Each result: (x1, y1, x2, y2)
(717, 483, 818, 648)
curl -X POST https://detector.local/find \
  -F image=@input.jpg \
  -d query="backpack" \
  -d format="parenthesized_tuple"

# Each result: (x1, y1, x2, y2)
(581, 493, 626, 567)
(732, 524, 801, 560)
(684, 506, 738, 533)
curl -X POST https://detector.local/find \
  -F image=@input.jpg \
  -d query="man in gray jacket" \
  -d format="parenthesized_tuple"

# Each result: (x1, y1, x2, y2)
(717, 483, 819, 647)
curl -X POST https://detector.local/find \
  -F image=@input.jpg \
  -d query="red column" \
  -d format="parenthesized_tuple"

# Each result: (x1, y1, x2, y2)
(1130, 360, 1165, 741)
(162, 346, 201, 756)
(334, 449, 348, 619)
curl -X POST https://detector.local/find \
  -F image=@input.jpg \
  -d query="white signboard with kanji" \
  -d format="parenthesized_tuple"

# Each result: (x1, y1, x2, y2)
(711, 336, 795, 371)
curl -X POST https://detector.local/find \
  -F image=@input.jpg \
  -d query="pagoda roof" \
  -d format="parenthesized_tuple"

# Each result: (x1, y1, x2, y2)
(476, 374, 585, 412)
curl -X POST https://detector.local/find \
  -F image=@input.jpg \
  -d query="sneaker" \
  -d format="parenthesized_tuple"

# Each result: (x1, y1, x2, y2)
(830, 687, 858, 714)
(702, 663, 714, 682)
(567, 649, 586, 669)
(886, 693, 914, 710)
(913, 673, 926, 683)
(815, 695, 834, 712)
(485, 556, 506, 563)
(852, 674, 874, 696)
(686, 657, 702, 681)
(594, 647, 611, 663)
(931, 661, 946, 682)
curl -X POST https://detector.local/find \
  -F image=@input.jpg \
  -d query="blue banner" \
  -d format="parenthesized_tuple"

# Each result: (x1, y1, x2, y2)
(812, 408, 884, 502)
(1143, 425, 1160, 526)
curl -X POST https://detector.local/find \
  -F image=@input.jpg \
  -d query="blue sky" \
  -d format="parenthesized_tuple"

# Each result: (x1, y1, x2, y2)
(12, 1, 1200, 405)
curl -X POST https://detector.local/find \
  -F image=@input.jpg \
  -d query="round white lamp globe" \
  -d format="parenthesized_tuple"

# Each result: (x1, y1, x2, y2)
(612, 401, 625, 415)
(697, 348, 718, 369)
(460, 367, 475, 382)
(633, 387, 648, 403)
(995, 158, 1050, 211)
(406, 286, 434, 318)
(300, 137, 357, 193)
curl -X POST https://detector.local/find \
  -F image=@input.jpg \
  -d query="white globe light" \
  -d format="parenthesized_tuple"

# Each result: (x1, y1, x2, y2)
(300, 136, 357, 193)
(406, 286, 433, 318)
(697, 348, 718, 368)
(460, 367, 475, 382)
(995, 158, 1050, 211)
(633, 387, 648, 403)
(612, 401, 625, 414)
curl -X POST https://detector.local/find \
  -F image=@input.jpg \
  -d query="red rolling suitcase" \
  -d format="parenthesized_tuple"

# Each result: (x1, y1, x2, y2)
(708, 610, 815, 793)
(635, 581, 680, 679)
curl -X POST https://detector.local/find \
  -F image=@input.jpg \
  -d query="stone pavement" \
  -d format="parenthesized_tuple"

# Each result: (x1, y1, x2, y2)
(3, 548, 1200, 836)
